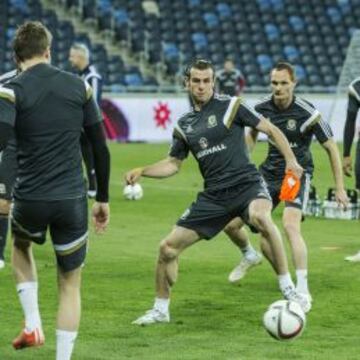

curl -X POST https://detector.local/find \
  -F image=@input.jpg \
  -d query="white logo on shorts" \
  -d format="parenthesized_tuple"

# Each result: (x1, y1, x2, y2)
(180, 208, 191, 220)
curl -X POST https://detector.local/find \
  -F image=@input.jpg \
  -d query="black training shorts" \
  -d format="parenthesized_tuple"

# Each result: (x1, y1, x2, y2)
(0, 146, 18, 200)
(177, 177, 271, 239)
(262, 171, 312, 213)
(11, 196, 88, 272)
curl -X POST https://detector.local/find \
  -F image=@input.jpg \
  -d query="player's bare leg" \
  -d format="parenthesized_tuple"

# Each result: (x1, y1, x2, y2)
(0, 199, 11, 269)
(248, 198, 310, 312)
(282, 207, 311, 307)
(133, 226, 200, 325)
(12, 236, 44, 350)
(56, 266, 81, 360)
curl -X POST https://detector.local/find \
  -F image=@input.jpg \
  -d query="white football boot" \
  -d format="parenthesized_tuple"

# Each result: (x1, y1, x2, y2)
(132, 308, 170, 326)
(228, 252, 262, 284)
(345, 251, 360, 262)
(283, 287, 311, 313)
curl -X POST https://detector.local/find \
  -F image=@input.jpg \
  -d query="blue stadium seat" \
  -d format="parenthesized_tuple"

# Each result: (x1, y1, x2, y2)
(216, 3, 231, 19)
(327, 7, 342, 24)
(203, 12, 219, 28)
(265, 23, 280, 41)
(257, 54, 273, 73)
(294, 64, 306, 81)
(124, 73, 143, 86)
(283, 45, 300, 62)
(289, 16, 305, 32)
(191, 32, 208, 49)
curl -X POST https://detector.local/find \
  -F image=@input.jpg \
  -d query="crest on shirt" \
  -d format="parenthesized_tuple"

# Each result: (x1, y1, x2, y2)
(207, 115, 217, 128)
(199, 137, 208, 149)
(286, 119, 297, 131)
(185, 124, 194, 133)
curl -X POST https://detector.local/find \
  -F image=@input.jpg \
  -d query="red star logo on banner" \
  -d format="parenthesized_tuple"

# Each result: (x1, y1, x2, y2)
(154, 102, 171, 129)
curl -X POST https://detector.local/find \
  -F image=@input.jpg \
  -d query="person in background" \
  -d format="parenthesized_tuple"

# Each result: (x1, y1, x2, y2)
(225, 62, 348, 312)
(342, 76, 360, 262)
(126, 59, 310, 326)
(0, 21, 110, 359)
(216, 58, 245, 96)
(0, 69, 18, 270)
(69, 42, 103, 198)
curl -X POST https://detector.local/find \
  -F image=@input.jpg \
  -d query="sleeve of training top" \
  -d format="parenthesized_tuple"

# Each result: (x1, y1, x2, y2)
(343, 93, 360, 156)
(312, 116, 334, 144)
(168, 126, 189, 160)
(0, 123, 15, 151)
(83, 80, 102, 127)
(297, 103, 333, 144)
(87, 75, 101, 105)
(0, 85, 16, 150)
(83, 122, 110, 202)
(223, 97, 261, 129)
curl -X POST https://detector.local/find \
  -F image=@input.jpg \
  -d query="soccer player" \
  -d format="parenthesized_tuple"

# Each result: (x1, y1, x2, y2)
(343, 76, 360, 262)
(216, 58, 245, 96)
(126, 59, 310, 326)
(0, 69, 18, 269)
(69, 43, 103, 198)
(226, 62, 348, 309)
(0, 22, 110, 360)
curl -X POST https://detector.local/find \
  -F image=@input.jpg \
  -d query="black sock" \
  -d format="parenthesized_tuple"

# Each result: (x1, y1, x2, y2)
(0, 215, 9, 260)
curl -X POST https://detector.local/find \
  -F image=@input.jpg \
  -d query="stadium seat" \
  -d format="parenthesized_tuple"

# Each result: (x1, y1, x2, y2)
(2, 0, 360, 89)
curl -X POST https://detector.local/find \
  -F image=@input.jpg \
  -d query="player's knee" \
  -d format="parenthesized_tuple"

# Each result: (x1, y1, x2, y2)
(159, 241, 178, 262)
(0, 199, 11, 215)
(224, 222, 239, 237)
(13, 236, 32, 252)
(250, 211, 272, 234)
(283, 221, 299, 237)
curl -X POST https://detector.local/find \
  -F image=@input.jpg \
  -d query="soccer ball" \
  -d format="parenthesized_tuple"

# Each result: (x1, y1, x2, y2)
(263, 300, 306, 341)
(123, 183, 143, 200)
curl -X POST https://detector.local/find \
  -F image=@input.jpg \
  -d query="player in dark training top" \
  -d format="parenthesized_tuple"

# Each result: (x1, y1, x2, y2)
(343, 76, 360, 262)
(126, 59, 310, 326)
(0, 69, 18, 270)
(0, 22, 110, 360)
(69, 43, 103, 198)
(225, 62, 348, 312)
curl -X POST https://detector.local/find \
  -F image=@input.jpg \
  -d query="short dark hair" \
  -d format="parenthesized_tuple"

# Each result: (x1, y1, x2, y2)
(272, 62, 296, 81)
(13, 21, 52, 62)
(184, 59, 215, 80)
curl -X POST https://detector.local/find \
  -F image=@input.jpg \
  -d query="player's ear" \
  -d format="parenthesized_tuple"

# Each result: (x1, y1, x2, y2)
(44, 47, 51, 61)
(184, 76, 190, 90)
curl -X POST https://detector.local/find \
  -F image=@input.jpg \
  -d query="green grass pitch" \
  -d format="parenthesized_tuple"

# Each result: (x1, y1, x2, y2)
(0, 142, 359, 360)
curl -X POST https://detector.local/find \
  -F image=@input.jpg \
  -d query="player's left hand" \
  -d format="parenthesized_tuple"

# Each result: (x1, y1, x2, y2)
(92, 202, 110, 234)
(335, 188, 349, 210)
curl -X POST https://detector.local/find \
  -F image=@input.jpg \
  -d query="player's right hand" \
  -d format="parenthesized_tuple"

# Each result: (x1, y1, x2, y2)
(125, 167, 143, 185)
(335, 188, 349, 210)
(92, 202, 110, 234)
(285, 159, 303, 180)
(343, 156, 352, 177)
